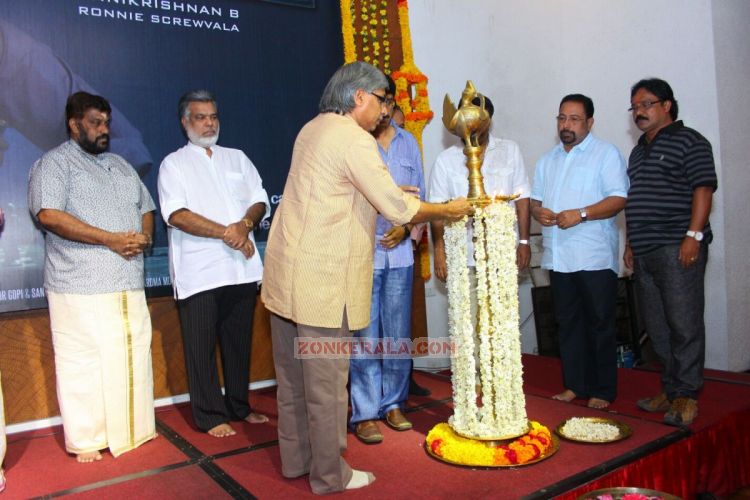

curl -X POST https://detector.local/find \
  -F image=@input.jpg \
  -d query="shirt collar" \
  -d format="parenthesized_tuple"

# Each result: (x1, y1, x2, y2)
(459, 134, 497, 152)
(638, 120, 684, 146)
(186, 141, 214, 156)
(556, 131, 594, 154)
(68, 139, 103, 160)
(390, 120, 408, 140)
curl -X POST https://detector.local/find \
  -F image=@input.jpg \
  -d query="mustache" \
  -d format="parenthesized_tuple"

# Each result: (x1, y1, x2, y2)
(635, 116, 648, 122)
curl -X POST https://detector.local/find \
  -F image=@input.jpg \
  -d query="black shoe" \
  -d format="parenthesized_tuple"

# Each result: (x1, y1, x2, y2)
(409, 376, 431, 396)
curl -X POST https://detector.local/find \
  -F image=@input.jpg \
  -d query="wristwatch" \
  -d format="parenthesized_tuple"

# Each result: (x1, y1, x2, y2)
(686, 230, 704, 241)
(518, 239, 529, 245)
(242, 218, 254, 231)
(578, 208, 588, 222)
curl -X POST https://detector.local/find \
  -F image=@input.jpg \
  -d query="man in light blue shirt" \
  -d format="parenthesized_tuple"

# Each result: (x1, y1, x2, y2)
(531, 94, 628, 409)
(349, 76, 425, 444)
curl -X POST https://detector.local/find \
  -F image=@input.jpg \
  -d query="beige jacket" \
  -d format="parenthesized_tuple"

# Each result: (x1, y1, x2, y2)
(261, 113, 420, 329)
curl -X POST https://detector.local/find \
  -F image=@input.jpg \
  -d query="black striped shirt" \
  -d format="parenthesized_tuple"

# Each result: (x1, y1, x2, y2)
(625, 121, 717, 257)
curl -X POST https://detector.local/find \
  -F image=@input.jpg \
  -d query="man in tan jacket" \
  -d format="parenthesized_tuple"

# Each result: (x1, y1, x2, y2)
(262, 61, 472, 495)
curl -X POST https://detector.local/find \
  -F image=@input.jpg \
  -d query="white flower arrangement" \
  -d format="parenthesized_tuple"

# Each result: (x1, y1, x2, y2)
(444, 216, 478, 431)
(446, 201, 528, 439)
(560, 418, 620, 441)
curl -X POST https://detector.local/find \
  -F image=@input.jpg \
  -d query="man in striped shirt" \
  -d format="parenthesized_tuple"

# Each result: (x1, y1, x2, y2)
(624, 78, 718, 427)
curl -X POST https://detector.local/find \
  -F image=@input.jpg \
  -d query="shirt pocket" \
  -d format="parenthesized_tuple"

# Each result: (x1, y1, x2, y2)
(392, 159, 419, 188)
(224, 171, 253, 204)
(482, 164, 515, 197)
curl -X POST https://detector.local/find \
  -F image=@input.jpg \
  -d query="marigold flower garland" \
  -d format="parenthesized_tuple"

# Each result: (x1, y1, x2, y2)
(426, 421, 553, 467)
(340, 0, 433, 148)
(340, 0, 433, 281)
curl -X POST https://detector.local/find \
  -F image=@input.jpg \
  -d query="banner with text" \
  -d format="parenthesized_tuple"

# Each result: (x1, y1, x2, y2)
(0, 0, 342, 312)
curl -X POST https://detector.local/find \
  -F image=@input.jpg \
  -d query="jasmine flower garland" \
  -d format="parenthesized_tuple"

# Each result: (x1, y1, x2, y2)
(445, 202, 528, 439)
(444, 216, 477, 432)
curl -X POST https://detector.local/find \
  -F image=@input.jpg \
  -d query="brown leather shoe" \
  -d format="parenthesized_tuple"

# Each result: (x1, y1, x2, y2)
(385, 409, 412, 431)
(663, 397, 698, 427)
(355, 420, 383, 444)
(637, 393, 670, 413)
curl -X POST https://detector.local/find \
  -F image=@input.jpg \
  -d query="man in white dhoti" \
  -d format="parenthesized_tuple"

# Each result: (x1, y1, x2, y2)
(28, 91, 157, 463)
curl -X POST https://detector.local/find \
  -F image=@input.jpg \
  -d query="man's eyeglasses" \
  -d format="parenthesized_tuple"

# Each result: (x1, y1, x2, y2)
(556, 115, 584, 124)
(628, 100, 662, 113)
(370, 92, 395, 106)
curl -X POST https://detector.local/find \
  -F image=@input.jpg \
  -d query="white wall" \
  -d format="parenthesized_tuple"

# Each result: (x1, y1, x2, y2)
(408, 0, 746, 371)
(712, 0, 750, 371)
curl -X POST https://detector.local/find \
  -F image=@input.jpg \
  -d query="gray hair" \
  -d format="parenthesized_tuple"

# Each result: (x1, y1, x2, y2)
(319, 62, 388, 114)
(178, 90, 217, 120)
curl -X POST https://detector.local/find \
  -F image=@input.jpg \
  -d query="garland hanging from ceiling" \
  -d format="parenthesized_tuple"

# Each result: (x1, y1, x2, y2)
(340, 0, 433, 279)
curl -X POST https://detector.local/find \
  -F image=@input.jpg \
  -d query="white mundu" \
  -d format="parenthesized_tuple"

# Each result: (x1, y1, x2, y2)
(47, 290, 156, 457)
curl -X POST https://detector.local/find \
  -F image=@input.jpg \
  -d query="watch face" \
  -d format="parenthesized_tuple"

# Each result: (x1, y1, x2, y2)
(695, 232, 704, 241)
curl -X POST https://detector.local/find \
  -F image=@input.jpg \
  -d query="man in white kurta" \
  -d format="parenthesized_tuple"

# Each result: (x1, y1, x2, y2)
(428, 96, 531, 277)
(158, 90, 270, 437)
(28, 92, 156, 462)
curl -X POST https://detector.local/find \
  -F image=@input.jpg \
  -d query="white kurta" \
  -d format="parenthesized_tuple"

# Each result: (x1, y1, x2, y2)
(158, 143, 270, 300)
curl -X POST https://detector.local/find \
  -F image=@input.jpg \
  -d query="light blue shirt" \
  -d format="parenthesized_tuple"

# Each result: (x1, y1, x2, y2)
(531, 133, 628, 273)
(373, 122, 425, 270)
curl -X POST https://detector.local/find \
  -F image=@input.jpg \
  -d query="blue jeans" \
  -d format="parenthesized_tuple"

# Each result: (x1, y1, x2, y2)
(349, 264, 413, 424)
(633, 244, 707, 400)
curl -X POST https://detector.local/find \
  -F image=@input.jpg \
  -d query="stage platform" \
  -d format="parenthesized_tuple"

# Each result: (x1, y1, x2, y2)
(2, 355, 749, 499)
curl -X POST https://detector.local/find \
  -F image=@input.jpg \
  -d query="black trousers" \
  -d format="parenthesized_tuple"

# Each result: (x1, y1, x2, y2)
(549, 270, 618, 402)
(177, 282, 258, 431)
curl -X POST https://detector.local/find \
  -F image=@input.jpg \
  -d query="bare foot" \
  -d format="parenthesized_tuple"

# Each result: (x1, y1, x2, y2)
(208, 423, 237, 437)
(76, 450, 103, 463)
(552, 389, 577, 403)
(245, 412, 269, 424)
(588, 397, 610, 409)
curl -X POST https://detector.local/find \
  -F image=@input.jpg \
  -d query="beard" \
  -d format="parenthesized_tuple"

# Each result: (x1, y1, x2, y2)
(78, 133, 109, 155)
(187, 125, 220, 148)
(559, 130, 576, 145)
